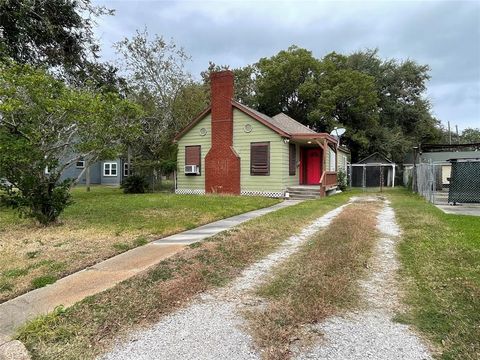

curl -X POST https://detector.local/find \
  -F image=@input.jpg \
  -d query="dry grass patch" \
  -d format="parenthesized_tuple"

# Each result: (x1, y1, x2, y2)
(0, 186, 278, 302)
(0, 226, 149, 302)
(16, 192, 357, 360)
(247, 201, 381, 359)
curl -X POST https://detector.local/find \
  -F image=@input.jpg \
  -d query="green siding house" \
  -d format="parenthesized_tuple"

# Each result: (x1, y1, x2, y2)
(174, 71, 339, 198)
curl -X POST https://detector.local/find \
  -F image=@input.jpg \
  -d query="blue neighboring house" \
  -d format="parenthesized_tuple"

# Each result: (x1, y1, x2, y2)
(60, 158, 130, 186)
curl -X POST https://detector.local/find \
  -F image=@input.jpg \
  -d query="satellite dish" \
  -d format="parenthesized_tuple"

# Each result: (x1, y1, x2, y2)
(330, 127, 346, 137)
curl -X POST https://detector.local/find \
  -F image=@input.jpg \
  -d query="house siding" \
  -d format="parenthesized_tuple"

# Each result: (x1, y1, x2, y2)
(100, 160, 121, 185)
(337, 150, 349, 173)
(60, 161, 102, 184)
(232, 109, 286, 195)
(176, 114, 212, 193)
(283, 142, 300, 187)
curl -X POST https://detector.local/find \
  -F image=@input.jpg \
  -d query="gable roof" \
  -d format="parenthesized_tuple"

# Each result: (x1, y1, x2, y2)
(174, 100, 333, 142)
(357, 152, 392, 164)
(271, 113, 317, 135)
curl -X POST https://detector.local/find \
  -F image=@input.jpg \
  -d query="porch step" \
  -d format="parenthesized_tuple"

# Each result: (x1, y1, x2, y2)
(286, 186, 321, 200)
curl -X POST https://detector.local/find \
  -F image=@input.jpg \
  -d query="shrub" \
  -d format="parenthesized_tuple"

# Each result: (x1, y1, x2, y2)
(337, 169, 348, 191)
(0, 180, 73, 225)
(121, 174, 149, 194)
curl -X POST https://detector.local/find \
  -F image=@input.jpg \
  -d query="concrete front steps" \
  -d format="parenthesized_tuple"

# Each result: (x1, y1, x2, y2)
(286, 185, 339, 200)
(286, 186, 321, 200)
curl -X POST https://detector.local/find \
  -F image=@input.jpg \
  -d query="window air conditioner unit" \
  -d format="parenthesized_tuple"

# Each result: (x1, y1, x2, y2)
(184, 165, 199, 175)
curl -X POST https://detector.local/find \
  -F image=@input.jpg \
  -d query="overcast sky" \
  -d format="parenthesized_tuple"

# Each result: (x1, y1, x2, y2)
(93, 0, 480, 130)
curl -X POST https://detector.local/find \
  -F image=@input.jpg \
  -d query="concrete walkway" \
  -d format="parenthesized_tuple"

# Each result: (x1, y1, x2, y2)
(0, 200, 301, 337)
(435, 203, 480, 216)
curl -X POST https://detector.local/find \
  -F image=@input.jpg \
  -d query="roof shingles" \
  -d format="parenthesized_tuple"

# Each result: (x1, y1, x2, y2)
(233, 101, 316, 136)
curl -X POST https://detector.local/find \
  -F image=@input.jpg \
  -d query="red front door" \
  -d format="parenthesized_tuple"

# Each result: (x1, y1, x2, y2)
(305, 148, 322, 184)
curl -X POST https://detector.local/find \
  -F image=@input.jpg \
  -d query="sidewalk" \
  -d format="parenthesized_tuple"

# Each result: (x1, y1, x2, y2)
(0, 200, 301, 337)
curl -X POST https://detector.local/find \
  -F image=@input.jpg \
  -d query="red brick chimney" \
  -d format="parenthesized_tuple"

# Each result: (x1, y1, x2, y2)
(205, 71, 241, 194)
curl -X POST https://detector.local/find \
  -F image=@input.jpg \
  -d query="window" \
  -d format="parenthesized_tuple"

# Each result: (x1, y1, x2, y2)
(250, 142, 270, 176)
(76, 160, 85, 168)
(289, 143, 296, 176)
(104, 162, 117, 176)
(328, 147, 336, 172)
(124, 162, 130, 177)
(185, 145, 201, 175)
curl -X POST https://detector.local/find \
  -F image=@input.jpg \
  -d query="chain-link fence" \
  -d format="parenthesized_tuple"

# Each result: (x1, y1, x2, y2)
(414, 159, 480, 205)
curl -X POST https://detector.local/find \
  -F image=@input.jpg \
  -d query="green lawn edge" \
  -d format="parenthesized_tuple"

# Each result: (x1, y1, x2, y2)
(388, 188, 479, 360)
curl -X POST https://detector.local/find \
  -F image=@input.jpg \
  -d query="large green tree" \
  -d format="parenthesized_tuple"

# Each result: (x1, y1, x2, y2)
(255, 46, 319, 124)
(0, 0, 124, 90)
(0, 62, 141, 224)
(346, 49, 442, 160)
(249, 46, 441, 162)
(461, 128, 480, 143)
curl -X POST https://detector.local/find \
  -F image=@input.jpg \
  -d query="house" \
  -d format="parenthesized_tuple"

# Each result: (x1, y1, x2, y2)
(351, 152, 396, 187)
(407, 143, 480, 187)
(60, 158, 130, 186)
(173, 70, 339, 198)
(336, 146, 350, 173)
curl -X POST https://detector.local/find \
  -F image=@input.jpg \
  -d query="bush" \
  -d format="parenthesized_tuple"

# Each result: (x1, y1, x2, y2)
(337, 169, 348, 191)
(0, 180, 73, 225)
(121, 174, 149, 194)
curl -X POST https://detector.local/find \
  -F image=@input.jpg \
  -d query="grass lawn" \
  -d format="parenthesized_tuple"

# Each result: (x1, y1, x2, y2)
(388, 189, 479, 360)
(247, 199, 381, 359)
(0, 186, 279, 302)
(16, 191, 357, 360)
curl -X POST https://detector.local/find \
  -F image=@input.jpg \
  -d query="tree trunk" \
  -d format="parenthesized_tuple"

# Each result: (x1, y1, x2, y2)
(86, 160, 91, 192)
(127, 146, 132, 176)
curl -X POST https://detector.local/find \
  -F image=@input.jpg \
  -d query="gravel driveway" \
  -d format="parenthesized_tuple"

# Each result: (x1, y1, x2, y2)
(101, 197, 432, 360)
(296, 199, 432, 359)
(100, 203, 349, 360)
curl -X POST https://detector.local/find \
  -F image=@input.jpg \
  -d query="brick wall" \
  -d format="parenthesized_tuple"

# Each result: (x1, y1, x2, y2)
(205, 71, 241, 194)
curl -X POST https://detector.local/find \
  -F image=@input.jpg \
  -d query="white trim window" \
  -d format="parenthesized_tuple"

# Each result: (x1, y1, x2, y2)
(76, 160, 85, 168)
(329, 148, 336, 172)
(124, 162, 129, 177)
(103, 162, 117, 176)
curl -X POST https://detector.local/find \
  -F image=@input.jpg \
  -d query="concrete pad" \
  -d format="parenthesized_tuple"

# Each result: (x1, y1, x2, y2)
(435, 204, 480, 216)
(0, 200, 302, 336)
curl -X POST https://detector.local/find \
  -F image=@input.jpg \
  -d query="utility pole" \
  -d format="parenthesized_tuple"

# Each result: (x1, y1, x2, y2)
(455, 125, 459, 144)
(448, 121, 452, 144)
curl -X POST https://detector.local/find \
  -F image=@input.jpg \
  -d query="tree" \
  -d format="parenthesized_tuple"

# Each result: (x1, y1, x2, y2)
(253, 47, 380, 160)
(200, 62, 258, 107)
(0, 0, 127, 91)
(0, 0, 112, 71)
(305, 52, 380, 160)
(250, 46, 442, 162)
(256, 45, 319, 123)
(461, 128, 480, 143)
(0, 62, 141, 224)
(114, 29, 208, 184)
(345, 49, 442, 160)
